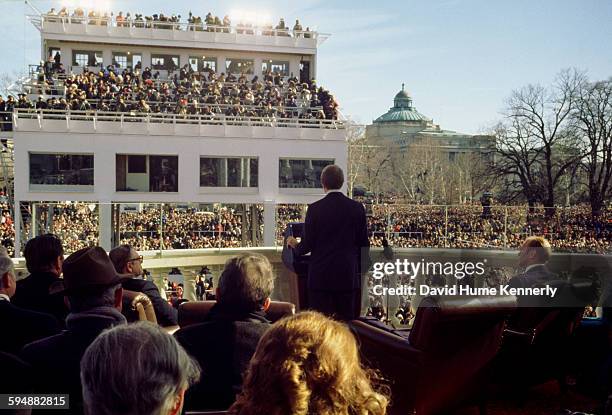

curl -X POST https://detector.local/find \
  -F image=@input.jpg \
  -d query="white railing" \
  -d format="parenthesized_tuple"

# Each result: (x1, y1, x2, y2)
(13, 108, 344, 130)
(29, 14, 329, 44)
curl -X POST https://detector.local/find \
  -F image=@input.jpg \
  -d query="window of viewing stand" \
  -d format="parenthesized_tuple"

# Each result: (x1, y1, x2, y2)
(29, 153, 94, 188)
(262, 60, 289, 77)
(116, 154, 179, 193)
(200, 157, 258, 188)
(151, 54, 180, 71)
(73, 51, 103, 67)
(225, 58, 254, 75)
(113, 52, 142, 70)
(189, 56, 217, 73)
(279, 158, 335, 189)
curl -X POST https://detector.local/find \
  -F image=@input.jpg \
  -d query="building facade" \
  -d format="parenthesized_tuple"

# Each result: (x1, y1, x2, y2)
(366, 85, 494, 160)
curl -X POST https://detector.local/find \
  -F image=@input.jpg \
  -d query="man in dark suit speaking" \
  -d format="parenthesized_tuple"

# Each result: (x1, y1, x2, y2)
(287, 165, 369, 320)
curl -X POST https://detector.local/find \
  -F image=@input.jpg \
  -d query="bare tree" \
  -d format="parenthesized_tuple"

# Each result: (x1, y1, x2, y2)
(346, 121, 367, 198)
(353, 138, 394, 201)
(492, 120, 542, 206)
(392, 138, 449, 204)
(495, 68, 586, 212)
(453, 152, 494, 203)
(574, 77, 612, 218)
(0, 71, 24, 97)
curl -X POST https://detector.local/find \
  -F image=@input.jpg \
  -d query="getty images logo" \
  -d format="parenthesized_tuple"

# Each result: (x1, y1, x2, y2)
(372, 259, 487, 280)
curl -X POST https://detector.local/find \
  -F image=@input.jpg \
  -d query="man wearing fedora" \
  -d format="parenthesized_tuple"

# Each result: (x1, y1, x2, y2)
(20, 246, 129, 414)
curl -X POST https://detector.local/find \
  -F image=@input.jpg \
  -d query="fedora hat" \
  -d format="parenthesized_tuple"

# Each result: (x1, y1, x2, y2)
(50, 246, 131, 295)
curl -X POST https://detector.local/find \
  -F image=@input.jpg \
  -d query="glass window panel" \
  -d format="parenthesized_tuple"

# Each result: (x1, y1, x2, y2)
(262, 60, 289, 76)
(200, 157, 258, 187)
(72, 50, 103, 67)
(279, 158, 334, 188)
(29, 153, 94, 186)
(225, 58, 254, 75)
(116, 154, 178, 192)
(151, 54, 179, 71)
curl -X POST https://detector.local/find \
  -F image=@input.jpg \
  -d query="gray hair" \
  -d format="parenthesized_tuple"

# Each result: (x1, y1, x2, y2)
(218, 253, 274, 311)
(67, 284, 121, 313)
(81, 321, 201, 415)
(0, 256, 14, 288)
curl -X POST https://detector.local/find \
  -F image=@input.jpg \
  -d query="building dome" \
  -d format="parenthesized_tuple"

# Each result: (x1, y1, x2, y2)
(374, 84, 431, 123)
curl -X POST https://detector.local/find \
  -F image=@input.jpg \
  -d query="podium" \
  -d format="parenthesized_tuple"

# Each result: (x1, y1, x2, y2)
(281, 222, 310, 311)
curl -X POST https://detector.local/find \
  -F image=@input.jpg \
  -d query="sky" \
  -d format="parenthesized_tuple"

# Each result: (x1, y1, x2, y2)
(1, 0, 611, 134)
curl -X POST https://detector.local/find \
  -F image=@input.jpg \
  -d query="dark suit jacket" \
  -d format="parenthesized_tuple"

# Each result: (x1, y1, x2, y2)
(294, 191, 369, 292)
(0, 351, 33, 394)
(122, 278, 178, 326)
(0, 300, 61, 355)
(12, 271, 69, 324)
(174, 304, 271, 411)
(20, 312, 126, 415)
(508, 264, 556, 290)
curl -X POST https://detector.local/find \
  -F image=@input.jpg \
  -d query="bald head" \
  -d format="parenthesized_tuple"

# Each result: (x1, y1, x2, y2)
(320, 165, 344, 191)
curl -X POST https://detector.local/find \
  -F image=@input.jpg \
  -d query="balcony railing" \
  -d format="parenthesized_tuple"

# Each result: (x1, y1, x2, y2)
(29, 14, 329, 47)
(12, 109, 344, 132)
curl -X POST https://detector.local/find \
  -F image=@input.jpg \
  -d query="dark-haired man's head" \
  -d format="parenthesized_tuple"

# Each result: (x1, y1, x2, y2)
(109, 244, 143, 277)
(24, 234, 64, 276)
(216, 253, 274, 312)
(320, 164, 344, 192)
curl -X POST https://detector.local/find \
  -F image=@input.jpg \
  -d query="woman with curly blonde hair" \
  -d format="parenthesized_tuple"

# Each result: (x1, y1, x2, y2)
(229, 311, 389, 415)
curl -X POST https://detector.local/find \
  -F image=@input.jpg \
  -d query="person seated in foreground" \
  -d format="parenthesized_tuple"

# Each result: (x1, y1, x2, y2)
(109, 244, 178, 326)
(20, 246, 128, 414)
(174, 252, 275, 411)
(12, 234, 69, 323)
(81, 321, 200, 415)
(0, 254, 60, 354)
(229, 311, 389, 415)
(508, 236, 556, 289)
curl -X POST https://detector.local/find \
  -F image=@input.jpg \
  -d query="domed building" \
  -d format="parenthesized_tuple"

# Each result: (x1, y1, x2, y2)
(366, 84, 495, 160)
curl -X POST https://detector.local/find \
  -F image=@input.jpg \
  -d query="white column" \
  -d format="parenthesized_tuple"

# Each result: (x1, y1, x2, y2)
(98, 202, 112, 251)
(31, 203, 37, 239)
(179, 53, 189, 69)
(263, 200, 276, 247)
(142, 50, 151, 69)
(103, 49, 112, 67)
(289, 58, 300, 79)
(14, 199, 21, 258)
(217, 55, 226, 74)
(60, 46, 72, 69)
(219, 158, 228, 186)
(254, 57, 263, 79)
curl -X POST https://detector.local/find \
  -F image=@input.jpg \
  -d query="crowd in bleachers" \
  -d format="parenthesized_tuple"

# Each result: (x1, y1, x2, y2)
(19, 62, 339, 122)
(44, 8, 314, 37)
(4, 202, 610, 256)
(119, 206, 259, 250)
(367, 204, 612, 254)
(0, 198, 14, 256)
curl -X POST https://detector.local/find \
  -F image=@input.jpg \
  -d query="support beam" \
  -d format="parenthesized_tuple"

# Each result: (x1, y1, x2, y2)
(98, 202, 112, 251)
(263, 201, 276, 247)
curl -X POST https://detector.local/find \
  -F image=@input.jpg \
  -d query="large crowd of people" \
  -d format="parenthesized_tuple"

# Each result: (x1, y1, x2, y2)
(18, 63, 339, 123)
(44, 8, 314, 38)
(367, 204, 611, 254)
(3, 202, 610, 256)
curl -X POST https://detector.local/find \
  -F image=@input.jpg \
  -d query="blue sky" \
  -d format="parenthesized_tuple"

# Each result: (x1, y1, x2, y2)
(1, 0, 611, 133)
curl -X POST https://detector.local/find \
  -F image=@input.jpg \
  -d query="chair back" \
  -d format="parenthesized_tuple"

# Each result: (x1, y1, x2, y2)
(179, 300, 295, 327)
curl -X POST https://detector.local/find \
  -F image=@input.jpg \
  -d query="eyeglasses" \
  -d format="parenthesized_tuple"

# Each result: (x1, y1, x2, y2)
(127, 255, 144, 263)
